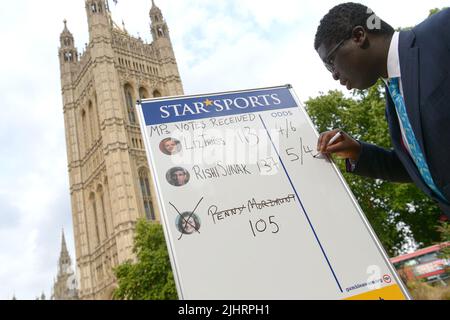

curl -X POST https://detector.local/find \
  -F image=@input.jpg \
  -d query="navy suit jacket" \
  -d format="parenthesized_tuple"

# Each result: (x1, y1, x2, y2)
(352, 9, 450, 217)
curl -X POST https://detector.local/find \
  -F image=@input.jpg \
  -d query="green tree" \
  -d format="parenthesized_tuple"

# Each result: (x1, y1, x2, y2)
(437, 222, 450, 260)
(429, 7, 448, 17)
(305, 82, 441, 256)
(113, 219, 178, 300)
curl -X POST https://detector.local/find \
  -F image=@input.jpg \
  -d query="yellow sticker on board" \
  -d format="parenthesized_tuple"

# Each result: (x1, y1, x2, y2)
(344, 284, 407, 300)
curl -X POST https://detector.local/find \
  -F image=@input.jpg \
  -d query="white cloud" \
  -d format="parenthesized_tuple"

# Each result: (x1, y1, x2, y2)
(0, 0, 448, 299)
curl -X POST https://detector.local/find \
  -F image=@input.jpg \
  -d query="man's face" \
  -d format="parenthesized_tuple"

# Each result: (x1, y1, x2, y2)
(164, 140, 177, 153)
(317, 30, 379, 90)
(172, 170, 186, 186)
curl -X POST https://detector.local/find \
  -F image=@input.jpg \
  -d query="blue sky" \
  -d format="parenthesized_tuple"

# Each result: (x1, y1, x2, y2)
(0, 0, 448, 300)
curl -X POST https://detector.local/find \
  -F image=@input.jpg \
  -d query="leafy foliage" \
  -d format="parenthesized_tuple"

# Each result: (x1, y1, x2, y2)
(437, 222, 450, 260)
(429, 7, 448, 16)
(113, 220, 178, 300)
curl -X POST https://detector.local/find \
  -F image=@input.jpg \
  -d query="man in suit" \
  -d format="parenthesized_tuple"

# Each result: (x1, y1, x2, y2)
(314, 3, 450, 218)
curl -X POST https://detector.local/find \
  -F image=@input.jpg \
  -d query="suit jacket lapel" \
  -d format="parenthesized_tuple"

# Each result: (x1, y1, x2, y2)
(398, 30, 426, 155)
(385, 92, 433, 199)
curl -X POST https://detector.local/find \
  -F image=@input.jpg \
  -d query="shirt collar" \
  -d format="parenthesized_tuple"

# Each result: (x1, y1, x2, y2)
(387, 31, 401, 79)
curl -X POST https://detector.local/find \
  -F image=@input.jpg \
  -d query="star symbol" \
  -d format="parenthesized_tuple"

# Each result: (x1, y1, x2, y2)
(203, 99, 213, 107)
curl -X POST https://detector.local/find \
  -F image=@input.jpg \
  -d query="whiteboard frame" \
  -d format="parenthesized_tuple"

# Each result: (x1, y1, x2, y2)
(136, 84, 412, 300)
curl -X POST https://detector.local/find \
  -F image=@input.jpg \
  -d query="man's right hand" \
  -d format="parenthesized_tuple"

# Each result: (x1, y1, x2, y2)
(317, 129, 362, 161)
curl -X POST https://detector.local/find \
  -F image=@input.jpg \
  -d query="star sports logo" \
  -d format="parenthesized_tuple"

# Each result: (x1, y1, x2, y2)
(159, 94, 282, 119)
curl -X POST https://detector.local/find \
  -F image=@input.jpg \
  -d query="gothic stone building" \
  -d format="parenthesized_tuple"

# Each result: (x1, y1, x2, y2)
(58, 0, 183, 299)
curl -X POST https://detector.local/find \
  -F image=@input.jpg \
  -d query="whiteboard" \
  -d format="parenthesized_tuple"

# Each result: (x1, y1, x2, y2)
(137, 85, 410, 300)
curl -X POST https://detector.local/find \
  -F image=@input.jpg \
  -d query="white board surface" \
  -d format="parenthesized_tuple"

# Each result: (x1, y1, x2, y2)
(137, 85, 410, 300)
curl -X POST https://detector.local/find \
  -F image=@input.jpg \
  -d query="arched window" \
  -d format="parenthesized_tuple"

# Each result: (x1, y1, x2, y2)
(103, 177, 113, 232)
(153, 89, 162, 98)
(139, 87, 149, 100)
(89, 192, 100, 245)
(91, 3, 97, 13)
(97, 185, 109, 238)
(81, 109, 90, 151)
(93, 92, 100, 132)
(138, 168, 155, 220)
(88, 101, 96, 142)
(124, 85, 136, 124)
(64, 52, 73, 62)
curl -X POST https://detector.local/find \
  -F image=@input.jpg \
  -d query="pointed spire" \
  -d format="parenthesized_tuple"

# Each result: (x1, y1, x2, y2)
(150, 0, 169, 41)
(52, 228, 78, 299)
(150, 0, 161, 14)
(61, 19, 73, 37)
(61, 228, 68, 255)
(58, 228, 72, 276)
(60, 19, 75, 49)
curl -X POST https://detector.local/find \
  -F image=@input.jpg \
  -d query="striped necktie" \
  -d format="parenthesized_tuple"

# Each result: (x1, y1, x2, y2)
(387, 77, 448, 203)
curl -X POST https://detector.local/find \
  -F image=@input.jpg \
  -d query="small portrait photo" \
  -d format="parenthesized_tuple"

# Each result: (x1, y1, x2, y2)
(159, 137, 182, 155)
(176, 212, 201, 235)
(166, 167, 190, 187)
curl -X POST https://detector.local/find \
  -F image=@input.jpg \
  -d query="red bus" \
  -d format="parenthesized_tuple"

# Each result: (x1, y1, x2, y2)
(390, 242, 450, 285)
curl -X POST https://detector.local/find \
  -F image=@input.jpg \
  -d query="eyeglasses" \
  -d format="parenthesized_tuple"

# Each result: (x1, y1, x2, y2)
(323, 38, 348, 73)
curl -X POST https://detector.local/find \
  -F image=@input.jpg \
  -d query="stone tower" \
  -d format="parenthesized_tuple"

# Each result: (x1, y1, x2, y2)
(58, 0, 183, 299)
(52, 230, 79, 300)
